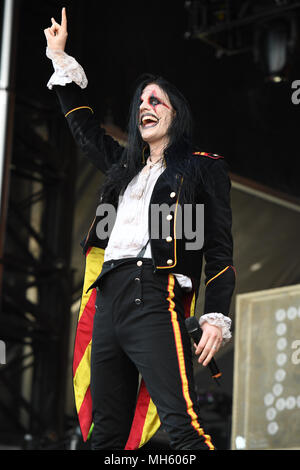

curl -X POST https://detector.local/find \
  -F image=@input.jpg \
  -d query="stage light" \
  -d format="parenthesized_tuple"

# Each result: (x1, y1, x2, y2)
(254, 16, 298, 82)
(271, 75, 284, 82)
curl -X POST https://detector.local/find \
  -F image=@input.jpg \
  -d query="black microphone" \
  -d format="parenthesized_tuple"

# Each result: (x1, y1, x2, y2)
(185, 316, 222, 387)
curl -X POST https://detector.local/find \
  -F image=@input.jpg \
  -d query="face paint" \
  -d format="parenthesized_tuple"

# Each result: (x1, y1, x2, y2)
(147, 89, 171, 111)
(138, 83, 174, 146)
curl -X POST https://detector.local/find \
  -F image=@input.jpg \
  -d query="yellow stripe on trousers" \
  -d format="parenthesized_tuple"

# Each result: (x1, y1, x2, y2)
(140, 399, 161, 448)
(73, 341, 92, 413)
(78, 247, 105, 322)
(166, 274, 215, 450)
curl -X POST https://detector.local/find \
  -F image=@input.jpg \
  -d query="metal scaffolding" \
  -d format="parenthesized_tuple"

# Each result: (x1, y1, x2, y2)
(0, 0, 78, 449)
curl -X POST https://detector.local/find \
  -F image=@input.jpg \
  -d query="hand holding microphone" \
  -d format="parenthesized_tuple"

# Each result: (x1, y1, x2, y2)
(185, 317, 222, 386)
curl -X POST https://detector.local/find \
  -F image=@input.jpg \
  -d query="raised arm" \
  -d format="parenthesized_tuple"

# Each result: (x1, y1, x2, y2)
(44, 8, 124, 173)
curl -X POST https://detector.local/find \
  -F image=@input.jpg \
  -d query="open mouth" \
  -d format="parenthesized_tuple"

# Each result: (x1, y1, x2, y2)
(140, 113, 159, 129)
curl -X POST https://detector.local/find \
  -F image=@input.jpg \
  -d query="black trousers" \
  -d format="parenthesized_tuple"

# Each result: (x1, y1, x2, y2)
(90, 257, 215, 450)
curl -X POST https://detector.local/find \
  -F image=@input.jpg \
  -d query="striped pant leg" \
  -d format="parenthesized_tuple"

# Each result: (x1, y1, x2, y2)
(90, 288, 139, 449)
(117, 267, 215, 451)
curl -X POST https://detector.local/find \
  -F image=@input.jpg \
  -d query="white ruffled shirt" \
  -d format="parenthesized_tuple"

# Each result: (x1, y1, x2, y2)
(46, 48, 232, 344)
(104, 153, 193, 288)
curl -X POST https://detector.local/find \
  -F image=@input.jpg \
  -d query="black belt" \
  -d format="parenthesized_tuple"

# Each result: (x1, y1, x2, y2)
(86, 245, 152, 294)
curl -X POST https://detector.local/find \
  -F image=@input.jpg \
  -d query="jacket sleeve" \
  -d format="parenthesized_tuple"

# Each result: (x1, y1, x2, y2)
(202, 158, 236, 316)
(53, 83, 124, 173)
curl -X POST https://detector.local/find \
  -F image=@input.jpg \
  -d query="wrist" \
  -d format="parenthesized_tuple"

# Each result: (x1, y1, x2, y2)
(199, 313, 232, 346)
(201, 321, 222, 333)
(46, 46, 65, 54)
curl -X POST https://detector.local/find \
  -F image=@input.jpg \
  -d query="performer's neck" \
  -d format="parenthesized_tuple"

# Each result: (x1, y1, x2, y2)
(148, 140, 168, 163)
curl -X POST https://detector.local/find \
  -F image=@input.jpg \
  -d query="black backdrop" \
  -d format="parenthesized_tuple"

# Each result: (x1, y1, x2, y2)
(19, 0, 300, 198)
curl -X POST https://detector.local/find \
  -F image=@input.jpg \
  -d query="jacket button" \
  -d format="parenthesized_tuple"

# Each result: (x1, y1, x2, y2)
(166, 214, 173, 221)
(135, 298, 142, 305)
(137, 260, 143, 266)
(167, 259, 173, 265)
(170, 192, 176, 198)
(134, 277, 141, 282)
(166, 236, 172, 242)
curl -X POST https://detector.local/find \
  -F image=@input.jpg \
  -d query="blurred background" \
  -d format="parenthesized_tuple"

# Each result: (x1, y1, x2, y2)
(1, 0, 300, 450)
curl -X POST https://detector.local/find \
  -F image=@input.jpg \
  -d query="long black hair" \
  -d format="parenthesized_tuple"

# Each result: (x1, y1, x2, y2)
(99, 74, 205, 205)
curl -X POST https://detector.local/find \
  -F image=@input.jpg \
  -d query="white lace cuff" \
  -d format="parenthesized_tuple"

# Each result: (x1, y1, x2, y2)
(199, 312, 232, 346)
(46, 47, 88, 90)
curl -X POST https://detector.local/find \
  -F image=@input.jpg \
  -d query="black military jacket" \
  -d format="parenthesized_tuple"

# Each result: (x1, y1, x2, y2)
(54, 83, 236, 316)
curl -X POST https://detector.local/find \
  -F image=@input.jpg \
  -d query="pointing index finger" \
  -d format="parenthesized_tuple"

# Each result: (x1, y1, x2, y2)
(61, 7, 67, 30)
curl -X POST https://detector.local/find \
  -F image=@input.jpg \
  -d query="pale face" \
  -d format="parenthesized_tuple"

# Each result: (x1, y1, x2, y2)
(138, 84, 175, 146)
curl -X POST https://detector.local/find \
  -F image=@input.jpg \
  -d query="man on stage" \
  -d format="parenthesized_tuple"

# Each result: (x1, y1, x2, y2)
(44, 8, 236, 450)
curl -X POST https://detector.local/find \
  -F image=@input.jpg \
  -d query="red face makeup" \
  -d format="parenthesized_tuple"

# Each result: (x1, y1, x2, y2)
(138, 84, 174, 145)
(142, 89, 171, 112)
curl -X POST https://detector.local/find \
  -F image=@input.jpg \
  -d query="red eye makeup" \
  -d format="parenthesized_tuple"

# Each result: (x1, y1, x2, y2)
(140, 89, 171, 111)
